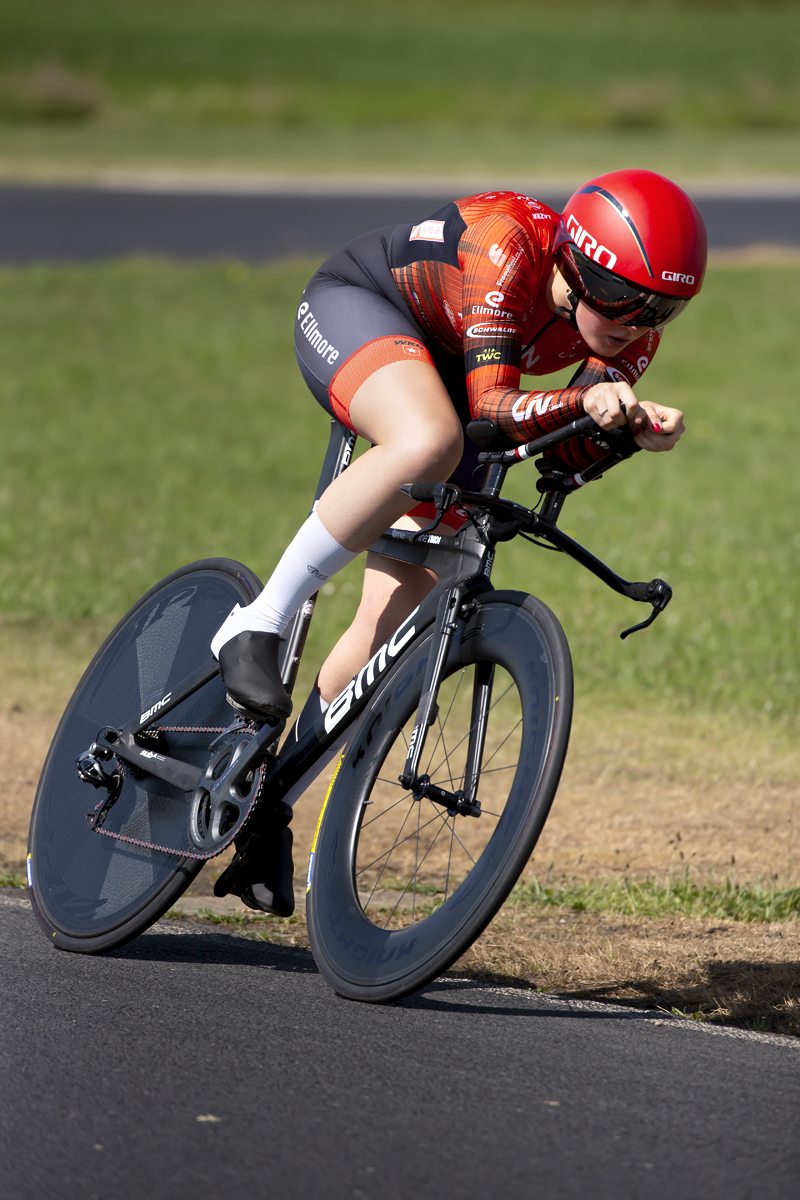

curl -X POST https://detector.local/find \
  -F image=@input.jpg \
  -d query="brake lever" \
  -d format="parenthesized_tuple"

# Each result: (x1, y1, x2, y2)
(619, 578, 672, 639)
(400, 482, 462, 539)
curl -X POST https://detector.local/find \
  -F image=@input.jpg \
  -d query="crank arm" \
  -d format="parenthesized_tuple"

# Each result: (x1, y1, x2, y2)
(215, 719, 281, 793)
(101, 728, 203, 793)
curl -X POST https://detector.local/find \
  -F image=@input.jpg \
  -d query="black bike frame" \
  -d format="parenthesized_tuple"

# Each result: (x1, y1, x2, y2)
(98, 416, 672, 826)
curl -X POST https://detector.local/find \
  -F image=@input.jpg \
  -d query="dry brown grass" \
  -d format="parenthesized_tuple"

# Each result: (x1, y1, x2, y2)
(454, 908, 800, 1036)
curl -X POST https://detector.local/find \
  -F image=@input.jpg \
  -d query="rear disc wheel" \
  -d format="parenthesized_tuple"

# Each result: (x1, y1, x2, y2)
(27, 558, 262, 954)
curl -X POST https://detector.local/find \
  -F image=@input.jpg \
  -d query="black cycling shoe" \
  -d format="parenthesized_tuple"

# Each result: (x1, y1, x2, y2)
(217, 630, 293, 721)
(213, 804, 295, 918)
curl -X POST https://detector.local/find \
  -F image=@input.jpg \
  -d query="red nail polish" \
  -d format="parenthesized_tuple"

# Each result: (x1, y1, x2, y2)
(652, 423, 662, 432)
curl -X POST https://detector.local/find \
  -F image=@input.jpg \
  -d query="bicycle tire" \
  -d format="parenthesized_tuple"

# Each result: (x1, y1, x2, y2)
(27, 558, 262, 954)
(306, 591, 572, 1002)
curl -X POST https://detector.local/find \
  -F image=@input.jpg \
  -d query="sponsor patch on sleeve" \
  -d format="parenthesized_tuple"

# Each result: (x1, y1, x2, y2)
(410, 220, 446, 243)
(465, 343, 519, 373)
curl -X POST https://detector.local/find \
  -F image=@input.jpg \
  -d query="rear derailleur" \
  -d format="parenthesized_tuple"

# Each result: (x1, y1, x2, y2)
(77, 731, 123, 830)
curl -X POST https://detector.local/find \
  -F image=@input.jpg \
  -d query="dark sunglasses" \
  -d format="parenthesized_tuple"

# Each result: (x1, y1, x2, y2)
(559, 243, 692, 329)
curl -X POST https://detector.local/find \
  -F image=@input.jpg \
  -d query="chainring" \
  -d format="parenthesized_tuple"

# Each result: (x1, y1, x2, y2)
(92, 725, 267, 861)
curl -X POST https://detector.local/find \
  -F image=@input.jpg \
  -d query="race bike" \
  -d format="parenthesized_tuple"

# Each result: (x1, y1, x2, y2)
(27, 414, 671, 1002)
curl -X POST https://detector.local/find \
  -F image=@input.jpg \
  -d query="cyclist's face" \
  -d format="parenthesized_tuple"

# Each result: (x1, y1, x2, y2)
(575, 302, 645, 356)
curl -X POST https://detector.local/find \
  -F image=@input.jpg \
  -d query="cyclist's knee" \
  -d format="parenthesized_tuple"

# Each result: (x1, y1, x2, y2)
(397, 421, 463, 481)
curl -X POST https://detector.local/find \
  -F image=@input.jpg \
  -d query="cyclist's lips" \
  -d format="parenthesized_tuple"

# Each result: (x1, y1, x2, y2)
(604, 331, 634, 351)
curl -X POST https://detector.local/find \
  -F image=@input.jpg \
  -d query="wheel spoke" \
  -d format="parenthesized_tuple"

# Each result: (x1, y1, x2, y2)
(424, 679, 516, 782)
(425, 799, 477, 865)
(356, 806, 446, 878)
(360, 790, 411, 830)
(358, 800, 417, 908)
(377, 809, 456, 928)
(353, 661, 530, 935)
(479, 717, 523, 772)
(423, 669, 465, 784)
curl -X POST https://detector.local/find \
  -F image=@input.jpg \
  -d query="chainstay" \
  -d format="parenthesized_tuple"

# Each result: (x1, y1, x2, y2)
(92, 723, 265, 860)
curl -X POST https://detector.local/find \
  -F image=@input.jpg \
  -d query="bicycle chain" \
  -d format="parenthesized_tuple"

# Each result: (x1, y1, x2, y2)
(92, 724, 266, 861)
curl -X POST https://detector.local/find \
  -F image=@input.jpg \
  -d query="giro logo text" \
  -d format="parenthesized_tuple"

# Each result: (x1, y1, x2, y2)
(565, 214, 618, 270)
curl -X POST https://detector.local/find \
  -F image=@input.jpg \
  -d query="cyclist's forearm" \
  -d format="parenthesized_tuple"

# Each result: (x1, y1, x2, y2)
(470, 383, 590, 442)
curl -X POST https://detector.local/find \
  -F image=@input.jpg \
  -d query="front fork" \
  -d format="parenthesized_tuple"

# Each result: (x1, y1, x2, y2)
(398, 585, 486, 819)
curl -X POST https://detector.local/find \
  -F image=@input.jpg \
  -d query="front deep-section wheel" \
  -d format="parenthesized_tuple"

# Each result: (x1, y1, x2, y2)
(27, 558, 262, 953)
(306, 592, 573, 1002)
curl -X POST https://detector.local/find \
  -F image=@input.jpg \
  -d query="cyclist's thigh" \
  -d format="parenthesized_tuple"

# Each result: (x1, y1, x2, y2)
(294, 280, 433, 430)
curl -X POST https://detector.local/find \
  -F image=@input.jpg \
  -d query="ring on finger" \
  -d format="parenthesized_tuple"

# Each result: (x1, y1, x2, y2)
(598, 408, 608, 417)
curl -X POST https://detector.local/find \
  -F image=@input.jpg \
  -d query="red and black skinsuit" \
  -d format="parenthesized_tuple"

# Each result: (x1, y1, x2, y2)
(294, 191, 660, 504)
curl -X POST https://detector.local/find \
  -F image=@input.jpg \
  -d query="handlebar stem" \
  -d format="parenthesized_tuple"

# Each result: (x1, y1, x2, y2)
(480, 461, 507, 498)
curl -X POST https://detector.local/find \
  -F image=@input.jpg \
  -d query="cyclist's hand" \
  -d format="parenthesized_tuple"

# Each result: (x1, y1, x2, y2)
(584, 381, 639, 431)
(633, 401, 685, 452)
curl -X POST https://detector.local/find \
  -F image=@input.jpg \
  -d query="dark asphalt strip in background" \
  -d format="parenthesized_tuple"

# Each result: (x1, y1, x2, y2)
(2, 891, 799, 1200)
(0, 184, 797, 264)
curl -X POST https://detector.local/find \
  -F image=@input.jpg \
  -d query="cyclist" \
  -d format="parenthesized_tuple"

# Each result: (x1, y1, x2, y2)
(210, 168, 707, 912)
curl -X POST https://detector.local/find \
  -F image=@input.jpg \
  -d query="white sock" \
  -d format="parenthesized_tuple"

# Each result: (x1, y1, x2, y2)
(211, 510, 357, 658)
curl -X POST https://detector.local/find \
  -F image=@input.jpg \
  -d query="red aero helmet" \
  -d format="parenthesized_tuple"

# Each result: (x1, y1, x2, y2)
(553, 169, 707, 328)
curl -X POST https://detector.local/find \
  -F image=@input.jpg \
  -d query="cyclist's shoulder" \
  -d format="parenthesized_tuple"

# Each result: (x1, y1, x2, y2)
(453, 193, 559, 288)
(456, 191, 559, 242)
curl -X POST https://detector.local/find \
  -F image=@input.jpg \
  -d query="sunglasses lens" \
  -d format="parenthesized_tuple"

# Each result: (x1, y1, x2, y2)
(561, 245, 690, 328)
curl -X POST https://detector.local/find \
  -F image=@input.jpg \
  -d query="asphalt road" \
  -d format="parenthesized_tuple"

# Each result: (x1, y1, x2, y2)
(0, 184, 797, 264)
(2, 890, 799, 1200)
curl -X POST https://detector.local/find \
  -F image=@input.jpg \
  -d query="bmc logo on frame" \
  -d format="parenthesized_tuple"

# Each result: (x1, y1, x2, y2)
(662, 270, 695, 284)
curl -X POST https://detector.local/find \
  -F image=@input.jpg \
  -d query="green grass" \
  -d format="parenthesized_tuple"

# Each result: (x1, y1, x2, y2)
(0, 256, 799, 722)
(0, 0, 798, 175)
(0, 870, 26, 888)
(512, 874, 800, 924)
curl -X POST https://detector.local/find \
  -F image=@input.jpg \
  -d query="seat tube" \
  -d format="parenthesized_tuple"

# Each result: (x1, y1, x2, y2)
(281, 419, 357, 693)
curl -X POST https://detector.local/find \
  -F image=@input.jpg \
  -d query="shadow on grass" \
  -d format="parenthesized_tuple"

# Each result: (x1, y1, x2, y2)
(456, 960, 800, 1036)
